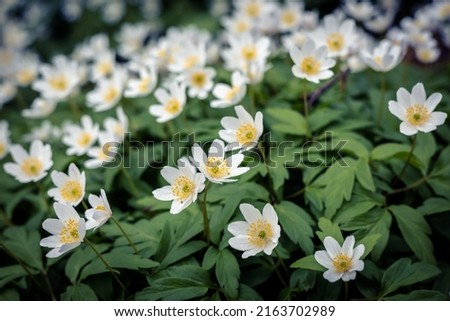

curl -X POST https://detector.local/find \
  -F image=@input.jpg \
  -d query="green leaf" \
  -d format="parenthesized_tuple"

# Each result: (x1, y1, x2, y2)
(238, 284, 263, 300)
(414, 132, 437, 172)
(316, 217, 344, 244)
(0, 265, 29, 288)
(202, 246, 219, 270)
(65, 244, 109, 284)
(356, 234, 381, 259)
(334, 200, 378, 225)
(268, 164, 289, 191)
(380, 258, 441, 298)
(61, 284, 98, 301)
(216, 249, 240, 299)
(290, 255, 326, 272)
(417, 198, 450, 216)
(354, 158, 375, 192)
(290, 269, 317, 292)
(389, 205, 435, 264)
(384, 290, 448, 301)
(160, 240, 207, 269)
(308, 108, 344, 132)
(371, 143, 413, 161)
(266, 108, 308, 136)
(275, 201, 314, 255)
(2, 227, 43, 271)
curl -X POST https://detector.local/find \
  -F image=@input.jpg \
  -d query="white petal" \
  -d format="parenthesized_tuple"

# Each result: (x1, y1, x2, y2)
(314, 250, 333, 269)
(351, 260, 364, 272)
(152, 186, 175, 201)
(242, 248, 260, 259)
(9, 144, 28, 164)
(160, 166, 179, 184)
(388, 101, 405, 121)
(229, 235, 253, 251)
(262, 203, 278, 225)
(239, 203, 262, 223)
(399, 121, 418, 136)
(53, 202, 79, 221)
(396, 87, 411, 108)
(323, 236, 341, 258)
(424, 93, 442, 112)
(228, 221, 249, 236)
(341, 235, 355, 257)
(416, 122, 436, 133)
(42, 218, 63, 234)
(235, 105, 253, 124)
(221, 116, 240, 130)
(170, 198, 191, 214)
(411, 82, 426, 105)
(51, 171, 68, 187)
(352, 244, 365, 261)
(341, 271, 357, 282)
(323, 269, 343, 283)
(428, 111, 447, 126)
(40, 235, 61, 247)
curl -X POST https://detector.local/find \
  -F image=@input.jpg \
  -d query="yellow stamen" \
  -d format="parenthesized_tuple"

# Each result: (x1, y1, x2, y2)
(95, 205, 106, 211)
(97, 61, 112, 76)
(103, 86, 118, 103)
(332, 253, 353, 273)
(172, 175, 195, 201)
(245, 2, 261, 18)
(300, 56, 320, 75)
(164, 98, 181, 115)
(60, 180, 83, 203)
(236, 123, 257, 145)
(59, 218, 80, 244)
(184, 55, 198, 69)
(205, 157, 230, 179)
(235, 20, 250, 33)
(20, 157, 43, 177)
(406, 104, 430, 126)
(0, 142, 6, 156)
(191, 71, 206, 88)
(241, 45, 257, 61)
(138, 77, 151, 93)
(327, 32, 345, 52)
(225, 86, 241, 102)
(247, 219, 273, 247)
(16, 69, 35, 85)
(77, 132, 92, 148)
(374, 55, 383, 66)
(49, 75, 68, 92)
(281, 11, 296, 26)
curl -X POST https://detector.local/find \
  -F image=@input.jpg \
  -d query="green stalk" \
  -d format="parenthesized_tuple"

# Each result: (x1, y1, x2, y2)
(111, 216, 139, 254)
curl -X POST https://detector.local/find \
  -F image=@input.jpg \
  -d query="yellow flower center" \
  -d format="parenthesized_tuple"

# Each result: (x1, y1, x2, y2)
(247, 219, 273, 248)
(20, 157, 43, 177)
(191, 71, 206, 88)
(205, 157, 230, 179)
(236, 20, 250, 33)
(138, 77, 151, 93)
(77, 131, 92, 148)
(281, 11, 296, 26)
(95, 205, 106, 211)
(236, 123, 257, 145)
(326, 32, 345, 52)
(164, 98, 181, 115)
(406, 104, 430, 126)
(114, 124, 124, 137)
(245, 3, 261, 18)
(97, 60, 112, 76)
(98, 142, 114, 161)
(417, 49, 432, 62)
(0, 142, 5, 156)
(16, 69, 35, 85)
(184, 55, 199, 69)
(225, 86, 241, 102)
(172, 175, 195, 200)
(374, 55, 383, 65)
(103, 86, 118, 103)
(332, 253, 353, 273)
(300, 56, 321, 75)
(60, 180, 83, 203)
(439, 4, 450, 19)
(59, 218, 80, 244)
(49, 75, 68, 92)
(241, 45, 257, 61)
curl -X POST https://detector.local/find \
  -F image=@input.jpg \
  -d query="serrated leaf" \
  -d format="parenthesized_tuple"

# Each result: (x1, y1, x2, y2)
(61, 284, 98, 301)
(275, 201, 314, 255)
(159, 240, 207, 269)
(216, 249, 240, 299)
(0, 265, 29, 288)
(2, 227, 43, 271)
(65, 244, 110, 284)
(354, 158, 375, 192)
(380, 258, 441, 298)
(316, 217, 344, 244)
(417, 198, 450, 216)
(290, 269, 317, 292)
(389, 205, 435, 264)
(290, 255, 326, 272)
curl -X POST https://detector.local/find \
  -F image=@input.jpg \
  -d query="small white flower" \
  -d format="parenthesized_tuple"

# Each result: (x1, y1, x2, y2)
(22, 97, 57, 119)
(149, 81, 186, 123)
(289, 38, 336, 83)
(116, 23, 150, 58)
(314, 235, 365, 283)
(90, 50, 116, 81)
(23, 120, 59, 143)
(40, 202, 86, 258)
(0, 81, 17, 109)
(277, 2, 303, 32)
(211, 71, 247, 109)
(228, 203, 281, 259)
(415, 45, 440, 64)
(3, 140, 53, 183)
(168, 42, 207, 73)
(103, 106, 128, 142)
(48, 163, 86, 206)
(124, 64, 157, 98)
(388, 82, 447, 136)
(62, 115, 99, 156)
(361, 40, 404, 72)
(12, 52, 39, 87)
(343, 0, 376, 21)
(152, 157, 206, 214)
(86, 67, 126, 112)
(84, 131, 119, 169)
(180, 66, 216, 99)
(0, 120, 10, 159)
(219, 105, 263, 151)
(85, 189, 113, 230)
(191, 139, 249, 184)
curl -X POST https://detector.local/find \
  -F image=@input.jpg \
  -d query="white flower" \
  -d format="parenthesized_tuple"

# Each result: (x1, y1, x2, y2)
(228, 203, 281, 259)
(361, 40, 404, 72)
(48, 163, 86, 206)
(314, 235, 365, 283)
(343, 0, 376, 21)
(168, 42, 207, 73)
(0, 120, 10, 159)
(90, 50, 116, 81)
(180, 66, 216, 99)
(277, 2, 303, 32)
(289, 38, 336, 83)
(103, 106, 128, 142)
(149, 81, 186, 123)
(115, 23, 150, 57)
(86, 67, 126, 112)
(23, 120, 59, 143)
(219, 105, 263, 151)
(84, 131, 119, 169)
(152, 157, 206, 214)
(211, 71, 247, 109)
(3, 140, 53, 183)
(62, 115, 99, 156)
(415, 45, 440, 64)
(12, 52, 39, 87)
(85, 189, 112, 230)
(21, 97, 57, 119)
(32, 55, 80, 101)
(124, 64, 157, 98)
(0, 81, 17, 109)
(40, 202, 86, 258)
(222, 13, 253, 35)
(364, 13, 395, 34)
(388, 82, 447, 136)
(191, 139, 249, 184)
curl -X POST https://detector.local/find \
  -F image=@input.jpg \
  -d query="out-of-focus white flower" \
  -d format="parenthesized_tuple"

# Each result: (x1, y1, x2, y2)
(153, 157, 206, 214)
(360, 40, 404, 72)
(289, 38, 336, 83)
(235, 0, 274, 21)
(85, 189, 113, 230)
(1, 21, 33, 50)
(62, 115, 99, 156)
(40, 202, 86, 258)
(23, 120, 59, 142)
(74, 33, 110, 62)
(222, 13, 253, 35)
(364, 12, 395, 34)
(415, 45, 440, 64)
(301, 10, 319, 30)
(219, 105, 263, 151)
(211, 71, 247, 109)
(101, 0, 125, 25)
(0, 120, 10, 159)
(315, 235, 365, 283)
(86, 67, 126, 112)
(103, 106, 128, 142)
(277, 1, 303, 32)
(3, 140, 53, 183)
(124, 64, 157, 98)
(0, 81, 17, 108)
(281, 31, 307, 52)
(388, 82, 447, 136)
(61, 0, 83, 22)
(115, 22, 150, 57)
(32, 55, 80, 101)
(149, 81, 186, 123)
(180, 66, 216, 99)
(12, 52, 39, 87)
(433, 1, 450, 21)
(343, 0, 376, 22)
(408, 30, 434, 49)
(191, 139, 249, 184)
(228, 203, 281, 259)
(48, 163, 86, 206)
(84, 131, 119, 169)
(168, 42, 207, 74)
(22, 98, 56, 118)
(90, 50, 116, 81)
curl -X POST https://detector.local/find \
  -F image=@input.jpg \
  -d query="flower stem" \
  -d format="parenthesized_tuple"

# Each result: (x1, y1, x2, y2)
(249, 84, 257, 116)
(200, 181, 211, 245)
(81, 200, 89, 211)
(42, 270, 57, 301)
(0, 208, 12, 226)
(389, 175, 428, 195)
(84, 238, 127, 294)
(274, 248, 289, 276)
(285, 186, 306, 200)
(393, 135, 417, 184)
(258, 142, 279, 204)
(303, 79, 309, 119)
(376, 72, 386, 127)
(111, 216, 139, 254)
(344, 281, 349, 300)
(269, 256, 288, 288)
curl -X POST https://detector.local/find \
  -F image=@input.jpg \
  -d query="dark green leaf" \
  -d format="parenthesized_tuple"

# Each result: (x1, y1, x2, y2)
(61, 284, 98, 301)
(291, 255, 326, 272)
(384, 290, 448, 301)
(266, 108, 308, 136)
(3, 227, 43, 271)
(216, 249, 240, 299)
(316, 217, 344, 244)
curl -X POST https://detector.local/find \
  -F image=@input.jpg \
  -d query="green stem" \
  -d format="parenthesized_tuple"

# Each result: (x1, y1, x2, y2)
(303, 79, 309, 119)
(0, 208, 12, 226)
(258, 142, 279, 204)
(388, 175, 428, 195)
(274, 248, 289, 276)
(84, 238, 127, 294)
(394, 135, 417, 184)
(376, 72, 386, 126)
(285, 186, 306, 200)
(269, 256, 288, 288)
(42, 270, 57, 301)
(200, 181, 211, 245)
(344, 281, 349, 300)
(81, 200, 89, 211)
(0, 243, 40, 288)
(249, 84, 257, 116)
(166, 120, 176, 139)
(111, 216, 139, 254)
(121, 167, 141, 197)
